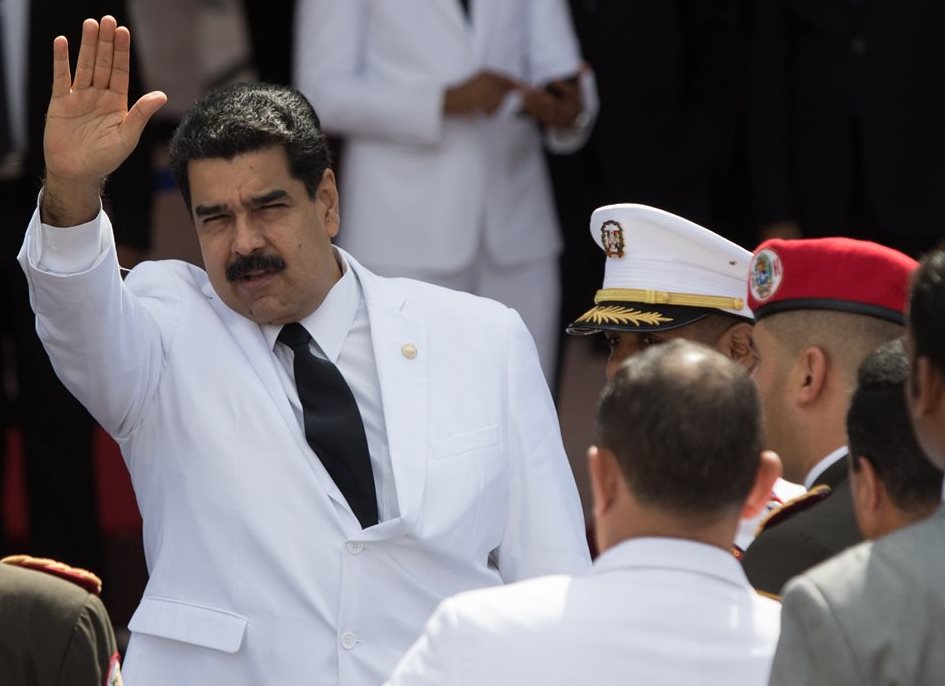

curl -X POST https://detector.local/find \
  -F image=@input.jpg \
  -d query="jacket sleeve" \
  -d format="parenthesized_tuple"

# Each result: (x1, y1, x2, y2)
(496, 308, 591, 581)
(17, 208, 179, 441)
(293, 0, 446, 145)
(770, 576, 866, 686)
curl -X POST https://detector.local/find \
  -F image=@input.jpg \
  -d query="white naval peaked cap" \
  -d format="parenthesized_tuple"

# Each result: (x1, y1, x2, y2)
(567, 204, 754, 335)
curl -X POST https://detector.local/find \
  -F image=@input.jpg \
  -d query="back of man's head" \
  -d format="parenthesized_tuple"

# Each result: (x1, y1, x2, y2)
(597, 339, 762, 518)
(908, 247, 945, 469)
(169, 82, 332, 213)
(848, 339, 942, 536)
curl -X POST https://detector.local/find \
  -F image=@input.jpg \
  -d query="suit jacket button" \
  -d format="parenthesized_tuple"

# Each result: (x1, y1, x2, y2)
(401, 343, 418, 360)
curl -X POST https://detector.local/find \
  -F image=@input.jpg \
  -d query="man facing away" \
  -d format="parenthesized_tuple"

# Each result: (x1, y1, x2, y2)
(741, 237, 916, 595)
(846, 338, 942, 540)
(17, 16, 589, 685)
(767, 247, 945, 685)
(386, 340, 783, 686)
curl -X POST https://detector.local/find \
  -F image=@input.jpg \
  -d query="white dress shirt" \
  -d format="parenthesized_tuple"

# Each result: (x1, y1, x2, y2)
(263, 251, 398, 522)
(804, 446, 849, 490)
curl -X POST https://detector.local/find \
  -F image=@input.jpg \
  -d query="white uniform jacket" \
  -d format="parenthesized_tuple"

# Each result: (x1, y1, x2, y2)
(386, 537, 781, 686)
(294, 0, 595, 274)
(17, 209, 590, 686)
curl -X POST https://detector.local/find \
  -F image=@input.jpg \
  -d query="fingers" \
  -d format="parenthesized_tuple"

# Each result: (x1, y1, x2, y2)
(73, 18, 99, 89)
(51, 36, 72, 98)
(123, 91, 168, 145)
(92, 16, 118, 89)
(111, 26, 132, 95)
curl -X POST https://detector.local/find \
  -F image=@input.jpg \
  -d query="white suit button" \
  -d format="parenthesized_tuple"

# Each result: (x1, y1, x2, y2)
(401, 343, 417, 359)
(346, 541, 364, 555)
(341, 632, 357, 650)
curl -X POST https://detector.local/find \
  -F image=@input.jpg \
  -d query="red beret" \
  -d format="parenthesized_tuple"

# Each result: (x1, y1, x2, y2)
(748, 237, 918, 324)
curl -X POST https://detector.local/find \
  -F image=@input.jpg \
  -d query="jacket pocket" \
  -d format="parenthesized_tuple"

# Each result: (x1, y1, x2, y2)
(128, 596, 248, 653)
(430, 425, 500, 460)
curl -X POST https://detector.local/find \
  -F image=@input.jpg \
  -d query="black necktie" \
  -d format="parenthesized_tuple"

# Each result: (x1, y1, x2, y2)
(279, 323, 378, 528)
(457, 0, 470, 18)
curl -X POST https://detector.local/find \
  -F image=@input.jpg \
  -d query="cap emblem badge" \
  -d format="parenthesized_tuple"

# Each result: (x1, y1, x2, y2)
(750, 248, 783, 301)
(601, 220, 626, 259)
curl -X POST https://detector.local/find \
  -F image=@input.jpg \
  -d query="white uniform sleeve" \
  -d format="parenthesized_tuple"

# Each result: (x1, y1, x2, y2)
(293, 0, 445, 145)
(17, 206, 174, 441)
(497, 308, 591, 581)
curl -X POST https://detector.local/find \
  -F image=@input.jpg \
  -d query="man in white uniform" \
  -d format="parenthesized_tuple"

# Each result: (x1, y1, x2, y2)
(386, 340, 783, 686)
(293, 0, 597, 381)
(18, 17, 590, 685)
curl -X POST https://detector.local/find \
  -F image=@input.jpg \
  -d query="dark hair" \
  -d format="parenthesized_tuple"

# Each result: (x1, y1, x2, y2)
(596, 339, 762, 515)
(909, 247, 945, 374)
(848, 339, 943, 513)
(168, 82, 332, 213)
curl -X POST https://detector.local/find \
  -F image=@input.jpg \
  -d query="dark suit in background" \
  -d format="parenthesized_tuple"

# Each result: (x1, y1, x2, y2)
(741, 458, 862, 596)
(750, 0, 945, 255)
(548, 0, 742, 388)
(0, 0, 153, 574)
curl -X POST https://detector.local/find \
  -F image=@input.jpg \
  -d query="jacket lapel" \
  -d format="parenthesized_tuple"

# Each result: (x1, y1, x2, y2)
(199, 280, 349, 511)
(346, 255, 429, 541)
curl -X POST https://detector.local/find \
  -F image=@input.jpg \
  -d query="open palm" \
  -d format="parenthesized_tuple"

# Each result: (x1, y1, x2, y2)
(44, 16, 166, 186)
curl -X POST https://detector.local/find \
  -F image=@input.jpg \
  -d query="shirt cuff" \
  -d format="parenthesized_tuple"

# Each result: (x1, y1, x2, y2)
(37, 209, 109, 274)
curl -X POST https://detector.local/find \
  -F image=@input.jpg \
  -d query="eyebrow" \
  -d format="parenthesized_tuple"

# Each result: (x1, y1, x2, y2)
(193, 190, 289, 219)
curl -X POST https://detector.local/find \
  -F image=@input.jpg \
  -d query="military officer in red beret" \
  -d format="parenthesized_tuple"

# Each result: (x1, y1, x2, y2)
(741, 237, 918, 596)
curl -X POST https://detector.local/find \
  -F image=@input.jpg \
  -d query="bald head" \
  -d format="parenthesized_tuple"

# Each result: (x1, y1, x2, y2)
(597, 339, 763, 516)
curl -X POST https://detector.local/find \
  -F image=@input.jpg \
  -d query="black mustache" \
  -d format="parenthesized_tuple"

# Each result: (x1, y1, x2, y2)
(226, 253, 287, 281)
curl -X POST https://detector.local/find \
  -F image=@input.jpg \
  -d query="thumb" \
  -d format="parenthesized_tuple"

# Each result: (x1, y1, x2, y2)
(122, 90, 168, 146)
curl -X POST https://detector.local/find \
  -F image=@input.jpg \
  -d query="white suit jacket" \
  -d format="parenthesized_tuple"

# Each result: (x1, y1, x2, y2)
(294, 0, 594, 273)
(386, 537, 782, 686)
(17, 209, 590, 686)
(770, 506, 945, 686)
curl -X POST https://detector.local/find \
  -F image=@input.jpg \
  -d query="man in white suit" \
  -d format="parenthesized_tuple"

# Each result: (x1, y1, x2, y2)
(386, 340, 783, 686)
(18, 17, 590, 686)
(769, 248, 945, 686)
(294, 0, 597, 381)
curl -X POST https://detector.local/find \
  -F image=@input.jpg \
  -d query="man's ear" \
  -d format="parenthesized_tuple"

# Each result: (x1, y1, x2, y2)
(718, 322, 756, 371)
(740, 450, 782, 520)
(912, 355, 945, 418)
(588, 445, 621, 520)
(849, 455, 883, 538)
(317, 169, 341, 238)
(796, 345, 829, 407)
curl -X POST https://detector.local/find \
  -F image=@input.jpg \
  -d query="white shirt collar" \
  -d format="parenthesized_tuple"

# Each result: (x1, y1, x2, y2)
(803, 446, 849, 490)
(262, 248, 361, 363)
(592, 537, 750, 590)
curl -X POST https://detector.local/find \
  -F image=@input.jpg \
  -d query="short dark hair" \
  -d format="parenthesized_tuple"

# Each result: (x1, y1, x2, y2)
(848, 339, 943, 513)
(909, 247, 945, 374)
(168, 82, 332, 213)
(596, 339, 762, 515)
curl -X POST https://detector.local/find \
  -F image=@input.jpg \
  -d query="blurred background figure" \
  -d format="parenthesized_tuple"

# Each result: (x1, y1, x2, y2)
(293, 0, 597, 384)
(548, 0, 743, 390)
(750, 0, 945, 256)
(0, 554, 122, 685)
(847, 338, 943, 540)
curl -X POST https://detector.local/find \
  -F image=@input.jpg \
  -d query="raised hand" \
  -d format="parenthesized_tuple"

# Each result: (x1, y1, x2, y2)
(42, 16, 166, 226)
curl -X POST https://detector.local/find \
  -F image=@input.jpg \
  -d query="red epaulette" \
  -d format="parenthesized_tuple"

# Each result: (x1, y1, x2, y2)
(1, 554, 103, 595)
(754, 484, 832, 537)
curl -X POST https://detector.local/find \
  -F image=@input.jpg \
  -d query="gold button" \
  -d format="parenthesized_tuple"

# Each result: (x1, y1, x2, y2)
(401, 343, 418, 360)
